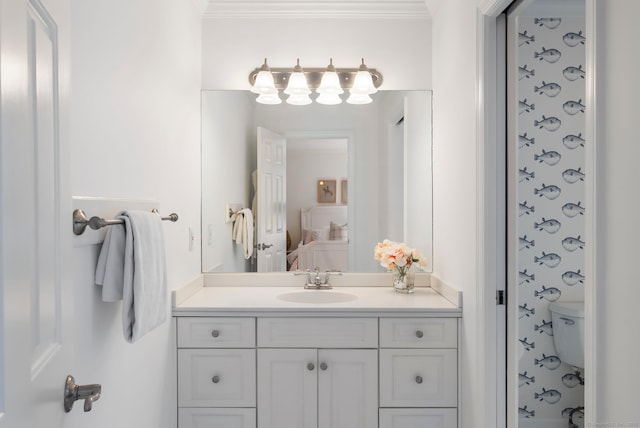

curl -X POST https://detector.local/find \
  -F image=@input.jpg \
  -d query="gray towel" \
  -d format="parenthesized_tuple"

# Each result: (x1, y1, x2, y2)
(95, 210, 168, 343)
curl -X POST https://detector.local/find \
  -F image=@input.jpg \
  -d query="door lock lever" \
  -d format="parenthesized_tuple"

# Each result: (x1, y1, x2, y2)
(64, 375, 102, 412)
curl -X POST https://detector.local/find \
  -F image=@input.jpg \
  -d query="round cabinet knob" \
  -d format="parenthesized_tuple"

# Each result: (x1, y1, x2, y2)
(415, 330, 424, 338)
(212, 375, 220, 384)
(211, 330, 220, 338)
(307, 363, 315, 371)
(415, 375, 423, 384)
(320, 363, 328, 371)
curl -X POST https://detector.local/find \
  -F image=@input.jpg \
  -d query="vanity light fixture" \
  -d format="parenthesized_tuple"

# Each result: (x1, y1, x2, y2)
(248, 58, 383, 106)
(250, 58, 278, 95)
(316, 58, 343, 105)
(284, 59, 312, 105)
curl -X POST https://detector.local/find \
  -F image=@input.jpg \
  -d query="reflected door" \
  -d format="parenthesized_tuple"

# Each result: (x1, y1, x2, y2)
(256, 127, 287, 272)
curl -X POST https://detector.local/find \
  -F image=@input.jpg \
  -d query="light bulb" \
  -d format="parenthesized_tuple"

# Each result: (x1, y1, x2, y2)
(346, 92, 372, 105)
(284, 59, 311, 96)
(256, 93, 282, 105)
(317, 58, 344, 95)
(286, 93, 312, 105)
(316, 93, 342, 105)
(250, 58, 277, 95)
(349, 58, 377, 95)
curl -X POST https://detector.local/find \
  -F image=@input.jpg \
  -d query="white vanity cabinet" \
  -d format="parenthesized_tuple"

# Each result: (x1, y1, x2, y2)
(379, 318, 458, 428)
(258, 348, 378, 428)
(257, 317, 379, 428)
(174, 295, 460, 428)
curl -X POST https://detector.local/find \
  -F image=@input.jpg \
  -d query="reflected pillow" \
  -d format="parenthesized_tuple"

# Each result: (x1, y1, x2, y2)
(304, 227, 330, 244)
(330, 221, 348, 241)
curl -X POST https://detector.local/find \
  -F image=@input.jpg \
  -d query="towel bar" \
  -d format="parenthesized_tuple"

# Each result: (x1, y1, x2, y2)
(73, 208, 178, 236)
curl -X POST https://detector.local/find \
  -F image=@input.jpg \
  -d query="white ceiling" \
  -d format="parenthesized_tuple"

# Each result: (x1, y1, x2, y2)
(202, 0, 432, 18)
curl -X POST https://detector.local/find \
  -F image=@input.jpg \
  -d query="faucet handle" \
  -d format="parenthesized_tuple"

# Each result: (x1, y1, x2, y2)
(293, 269, 313, 284)
(324, 270, 342, 284)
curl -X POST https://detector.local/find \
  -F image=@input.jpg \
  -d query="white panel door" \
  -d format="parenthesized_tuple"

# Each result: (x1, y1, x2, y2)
(256, 127, 287, 272)
(0, 0, 73, 426)
(318, 349, 378, 428)
(257, 348, 317, 428)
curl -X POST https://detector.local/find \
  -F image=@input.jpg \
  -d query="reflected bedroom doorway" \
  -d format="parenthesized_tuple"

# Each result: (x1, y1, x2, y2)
(285, 137, 348, 272)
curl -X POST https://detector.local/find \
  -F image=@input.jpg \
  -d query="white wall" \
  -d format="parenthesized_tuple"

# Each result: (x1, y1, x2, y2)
(201, 17, 432, 90)
(69, 1, 202, 427)
(430, 1, 481, 427)
(588, 0, 640, 424)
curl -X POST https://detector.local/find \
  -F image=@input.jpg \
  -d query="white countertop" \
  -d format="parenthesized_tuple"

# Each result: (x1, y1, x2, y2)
(173, 286, 461, 317)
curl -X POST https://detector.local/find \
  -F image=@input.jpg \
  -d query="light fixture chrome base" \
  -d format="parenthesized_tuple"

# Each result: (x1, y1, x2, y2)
(249, 67, 383, 91)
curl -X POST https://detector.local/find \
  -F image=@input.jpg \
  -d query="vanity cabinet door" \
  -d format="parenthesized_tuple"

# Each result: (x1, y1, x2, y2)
(379, 408, 457, 428)
(258, 348, 318, 428)
(177, 317, 255, 348)
(178, 349, 256, 408)
(379, 349, 457, 408)
(257, 348, 379, 428)
(318, 349, 378, 428)
(379, 318, 457, 349)
(178, 408, 256, 428)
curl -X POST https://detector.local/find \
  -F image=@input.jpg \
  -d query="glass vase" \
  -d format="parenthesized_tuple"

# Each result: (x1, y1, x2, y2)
(392, 267, 415, 293)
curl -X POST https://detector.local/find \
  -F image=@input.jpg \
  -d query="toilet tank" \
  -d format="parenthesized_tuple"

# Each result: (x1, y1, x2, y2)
(549, 302, 585, 368)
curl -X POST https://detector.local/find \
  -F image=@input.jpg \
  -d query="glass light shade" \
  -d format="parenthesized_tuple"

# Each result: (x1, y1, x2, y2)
(286, 93, 312, 105)
(256, 93, 282, 105)
(250, 70, 277, 95)
(316, 92, 342, 105)
(317, 72, 343, 94)
(350, 70, 377, 95)
(346, 92, 373, 105)
(284, 71, 311, 96)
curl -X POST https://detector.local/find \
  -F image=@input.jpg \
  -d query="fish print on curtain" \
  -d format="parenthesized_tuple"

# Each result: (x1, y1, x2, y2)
(516, 16, 585, 426)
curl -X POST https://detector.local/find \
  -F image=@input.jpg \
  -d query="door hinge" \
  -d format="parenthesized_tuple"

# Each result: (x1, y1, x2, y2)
(497, 290, 506, 305)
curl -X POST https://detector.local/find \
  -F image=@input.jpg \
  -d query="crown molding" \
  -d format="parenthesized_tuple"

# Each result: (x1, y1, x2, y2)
(477, 0, 512, 17)
(202, 1, 431, 19)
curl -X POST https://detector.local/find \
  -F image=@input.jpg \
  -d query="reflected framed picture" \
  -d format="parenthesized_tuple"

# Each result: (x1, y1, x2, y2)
(317, 179, 337, 203)
(341, 179, 348, 204)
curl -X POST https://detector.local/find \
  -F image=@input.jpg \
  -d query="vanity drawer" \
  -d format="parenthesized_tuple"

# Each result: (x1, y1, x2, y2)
(379, 349, 457, 407)
(179, 408, 256, 428)
(379, 318, 457, 348)
(379, 408, 457, 428)
(178, 349, 256, 407)
(258, 317, 378, 348)
(177, 317, 255, 348)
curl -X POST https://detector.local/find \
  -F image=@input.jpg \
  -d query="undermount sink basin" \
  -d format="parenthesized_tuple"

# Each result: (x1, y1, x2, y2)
(277, 290, 358, 304)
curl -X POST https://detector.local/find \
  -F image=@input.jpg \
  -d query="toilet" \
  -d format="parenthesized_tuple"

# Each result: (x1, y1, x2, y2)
(550, 302, 585, 428)
(549, 302, 585, 368)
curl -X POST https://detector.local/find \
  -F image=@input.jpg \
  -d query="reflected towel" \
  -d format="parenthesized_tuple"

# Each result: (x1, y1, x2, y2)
(232, 208, 254, 259)
(95, 210, 168, 343)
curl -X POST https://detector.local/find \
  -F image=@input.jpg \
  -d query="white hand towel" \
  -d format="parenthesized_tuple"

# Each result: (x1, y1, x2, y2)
(240, 208, 254, 259)
(231, 209, 254, 259)
(95, 210, 168, 343)
(95, 221, 126, 301)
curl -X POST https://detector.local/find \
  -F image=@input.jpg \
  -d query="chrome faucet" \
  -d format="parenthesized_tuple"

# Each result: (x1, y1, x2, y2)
(295, 267, 342, 289)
